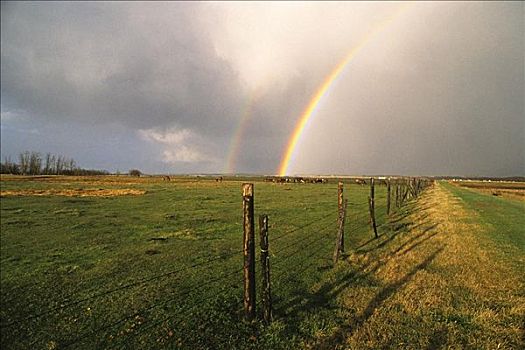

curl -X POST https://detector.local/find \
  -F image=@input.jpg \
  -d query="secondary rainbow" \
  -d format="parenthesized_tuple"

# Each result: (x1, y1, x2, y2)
(277, 5, 410, 176)
(224, 86, 264, 174)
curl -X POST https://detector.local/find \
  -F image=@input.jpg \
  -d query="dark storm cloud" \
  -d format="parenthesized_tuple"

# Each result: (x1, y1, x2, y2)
(1, 2, 243, 135)
(0, 1, 317, 172)
(1, 2, 523, 175)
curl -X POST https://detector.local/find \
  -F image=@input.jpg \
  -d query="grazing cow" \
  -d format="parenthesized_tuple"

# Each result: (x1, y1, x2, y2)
(216, 176, 223, 182)
(355, 179, 366, 186)
(163, 176, 171, 181)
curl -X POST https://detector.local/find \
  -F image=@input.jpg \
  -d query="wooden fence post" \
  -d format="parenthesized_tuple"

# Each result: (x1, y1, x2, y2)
(399, 180, 404, 206)
(337, 182, 344, 252)
(259, 215, 272, 323)
(395, 183, 400, 208)
(402, 182, 410, 204)
(242, 183, 256, 321)
(368, 178, 378, 238)
(386, 179, 391, 216)
(333, 199, 348, 264)
(409, 178, 417, 198)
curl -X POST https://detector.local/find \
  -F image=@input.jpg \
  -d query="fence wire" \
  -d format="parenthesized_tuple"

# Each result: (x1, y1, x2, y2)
(1, 178, 432, 348)
(60, 266, 244, 349)
(1, 248, 243, 328)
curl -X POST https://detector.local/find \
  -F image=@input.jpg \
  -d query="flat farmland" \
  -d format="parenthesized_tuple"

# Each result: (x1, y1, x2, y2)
(450, 180, 525, 201)
(0, 176, 523, 349)
(0, 175, 387, 349)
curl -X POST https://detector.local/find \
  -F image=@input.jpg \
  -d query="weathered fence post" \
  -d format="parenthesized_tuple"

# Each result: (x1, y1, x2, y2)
(242, 183, 256, 321)
(395, 183, 400, 208)
(386, 179, 391, 216)
(402, 181, 410, 204)
(368, 178, 378, 238)
(333, 199, 348, 264)
(337, 182, 344, 252)
(259, 215, 272, 323)
(409, 178, 417, 198)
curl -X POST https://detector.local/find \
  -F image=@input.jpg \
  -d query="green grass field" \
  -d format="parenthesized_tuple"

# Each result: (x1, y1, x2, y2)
(0, 176, 390, 349)
(1, 176, 523, 349)
(443, 182, 525, 254)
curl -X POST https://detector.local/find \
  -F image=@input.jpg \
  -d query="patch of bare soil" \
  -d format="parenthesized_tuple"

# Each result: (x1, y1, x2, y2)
(0, 188, 146, 197)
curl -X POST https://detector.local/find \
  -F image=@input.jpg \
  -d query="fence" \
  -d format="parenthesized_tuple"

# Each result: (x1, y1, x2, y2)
(241, 177, 432, 320)
(0, 176, 432, 348)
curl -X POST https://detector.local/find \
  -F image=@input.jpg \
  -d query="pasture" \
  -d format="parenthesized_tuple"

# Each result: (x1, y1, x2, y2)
(450, 179, 525, 201)
(0, 175, 523, 349)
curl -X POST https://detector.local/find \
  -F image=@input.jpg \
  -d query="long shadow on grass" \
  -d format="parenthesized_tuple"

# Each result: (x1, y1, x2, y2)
(354, 200, 431, 249)
(353, 214, 413, 252)
(270, 196, 439, 347)
(271, 221, 440, 347)
(313, 247, 444, 349)
(271, 264, 378, 347)
(389, 224, 439, 257)
(356, 217, 433, 255)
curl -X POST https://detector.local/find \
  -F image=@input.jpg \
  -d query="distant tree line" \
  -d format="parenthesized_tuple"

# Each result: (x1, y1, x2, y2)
(0, 151, 109, 176)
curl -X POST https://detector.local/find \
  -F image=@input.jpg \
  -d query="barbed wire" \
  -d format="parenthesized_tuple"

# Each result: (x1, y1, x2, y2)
(274, 233, 332, 284)
(271, 220, 334, 258)
(2, 201, 385, 329)
(60, 266, 244, 349)
(271, 211, 335, 242)
(2, 181, 431, 348)
(111, 271, 245, 348)
(272, 225, 333, 270)
(1, 248, 244, 328)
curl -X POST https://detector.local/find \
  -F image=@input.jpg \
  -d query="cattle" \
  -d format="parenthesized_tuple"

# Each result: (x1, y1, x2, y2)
(265, 176, 326, 184)
(163, 176, 171, 181)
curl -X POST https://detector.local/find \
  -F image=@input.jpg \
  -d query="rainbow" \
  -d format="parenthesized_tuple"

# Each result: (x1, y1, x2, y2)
(224, 86, 265, 174)
(277, 4, 410, 176)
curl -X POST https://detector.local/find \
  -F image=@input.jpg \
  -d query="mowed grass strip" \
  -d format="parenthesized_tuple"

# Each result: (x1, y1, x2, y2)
(306, 182, 524, 349)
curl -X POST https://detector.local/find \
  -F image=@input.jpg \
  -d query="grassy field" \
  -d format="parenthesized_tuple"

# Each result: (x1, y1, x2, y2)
(450, 179, 525, 201)
(313, 182, 524, 349)
(0, 175, 389, 349)
(1, 176, 523, 349)
(442, 182, 524, 266)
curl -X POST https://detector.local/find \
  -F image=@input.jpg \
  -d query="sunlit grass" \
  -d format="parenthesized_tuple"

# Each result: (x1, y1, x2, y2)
(1, 177, 522, 349)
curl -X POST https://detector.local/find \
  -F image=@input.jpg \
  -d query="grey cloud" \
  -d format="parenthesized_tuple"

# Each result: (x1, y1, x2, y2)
(1, 2, 244, 135)
(1, 2, 523, 176)
(289, 2, 524, 176)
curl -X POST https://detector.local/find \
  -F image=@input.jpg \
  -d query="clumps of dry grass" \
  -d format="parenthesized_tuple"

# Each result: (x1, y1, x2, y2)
(481, 188, 524, 201)
(450, 180, 525, 201)
(0, 188, 146, 197)
(308, 183, 524, 349)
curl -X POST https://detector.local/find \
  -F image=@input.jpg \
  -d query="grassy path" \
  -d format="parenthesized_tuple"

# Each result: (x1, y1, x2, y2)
(309, 182, 524, 349)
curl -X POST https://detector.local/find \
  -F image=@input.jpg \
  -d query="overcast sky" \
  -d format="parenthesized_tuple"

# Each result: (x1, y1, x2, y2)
(1, 1, 523, 176)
